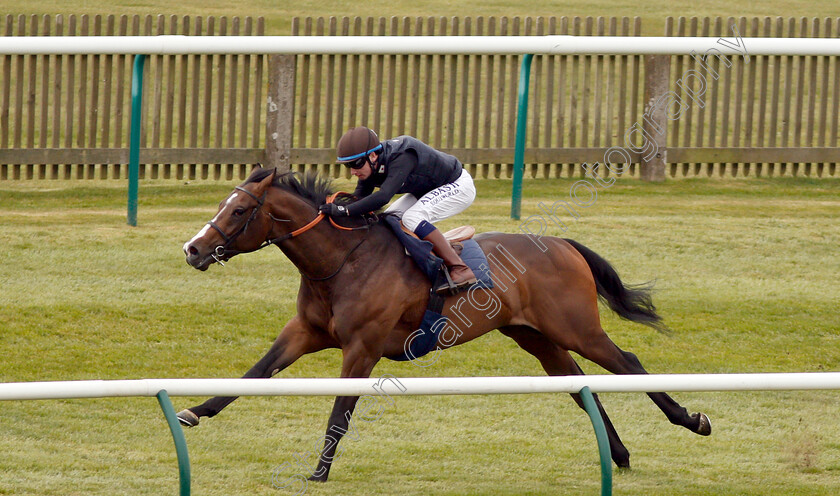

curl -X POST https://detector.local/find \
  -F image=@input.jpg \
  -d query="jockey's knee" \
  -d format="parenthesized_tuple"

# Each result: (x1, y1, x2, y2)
(401, 211, 432, 234)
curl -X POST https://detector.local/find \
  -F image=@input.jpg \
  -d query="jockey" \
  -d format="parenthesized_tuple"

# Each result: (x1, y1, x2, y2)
(319, 126, 477, 293)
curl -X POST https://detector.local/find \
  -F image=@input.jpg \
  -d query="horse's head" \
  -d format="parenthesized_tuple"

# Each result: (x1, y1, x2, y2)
(183, 167, 278, 271)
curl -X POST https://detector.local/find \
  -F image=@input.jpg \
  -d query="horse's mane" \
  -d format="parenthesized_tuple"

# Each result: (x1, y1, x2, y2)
(243, 166, 336, 207)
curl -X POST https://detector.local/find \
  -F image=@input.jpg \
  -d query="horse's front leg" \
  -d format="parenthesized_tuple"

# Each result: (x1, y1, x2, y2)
(178, 315, 330, 426)
(308, 341, 381, 482)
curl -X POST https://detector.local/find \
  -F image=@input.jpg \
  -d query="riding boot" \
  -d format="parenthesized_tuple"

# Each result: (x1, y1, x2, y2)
(422, 228, 478, 294)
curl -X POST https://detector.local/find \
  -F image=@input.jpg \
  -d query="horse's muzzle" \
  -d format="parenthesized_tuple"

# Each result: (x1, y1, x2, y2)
(183, 242, 214, 271)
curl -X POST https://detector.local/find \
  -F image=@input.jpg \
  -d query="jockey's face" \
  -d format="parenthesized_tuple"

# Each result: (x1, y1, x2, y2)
(350, 152, 378, 180)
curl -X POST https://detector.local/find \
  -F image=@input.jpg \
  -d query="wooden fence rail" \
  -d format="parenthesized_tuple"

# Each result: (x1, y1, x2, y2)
(0, 15, 838, 181)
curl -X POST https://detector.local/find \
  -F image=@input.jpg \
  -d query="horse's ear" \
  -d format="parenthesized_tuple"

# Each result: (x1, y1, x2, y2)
(254, 167, 277, 194)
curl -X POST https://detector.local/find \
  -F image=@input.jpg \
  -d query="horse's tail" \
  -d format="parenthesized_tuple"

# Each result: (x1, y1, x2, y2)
(563, 238, 670, 334)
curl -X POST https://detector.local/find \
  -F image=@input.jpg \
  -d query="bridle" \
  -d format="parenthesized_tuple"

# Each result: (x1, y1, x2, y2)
(204, 183, 374, 280)
(206, 185, 270, 265)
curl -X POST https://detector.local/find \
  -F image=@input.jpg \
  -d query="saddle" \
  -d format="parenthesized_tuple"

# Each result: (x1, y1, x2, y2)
(441, 225, 475, 243)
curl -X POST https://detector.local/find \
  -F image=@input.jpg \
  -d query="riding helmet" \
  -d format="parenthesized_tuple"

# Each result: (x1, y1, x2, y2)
(336, 126, 383, 164)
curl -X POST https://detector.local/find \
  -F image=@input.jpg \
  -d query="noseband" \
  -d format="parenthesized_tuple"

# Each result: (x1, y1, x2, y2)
(206, 185, 269, 265)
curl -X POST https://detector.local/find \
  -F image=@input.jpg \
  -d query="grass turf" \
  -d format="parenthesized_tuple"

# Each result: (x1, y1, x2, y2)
(0, 175, 839, 495)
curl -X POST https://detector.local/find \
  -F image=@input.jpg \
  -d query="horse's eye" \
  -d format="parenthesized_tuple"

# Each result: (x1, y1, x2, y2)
(233, 207, 246, 216)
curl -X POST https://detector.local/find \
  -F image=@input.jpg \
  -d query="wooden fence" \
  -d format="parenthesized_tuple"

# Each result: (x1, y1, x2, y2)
(1, 15, 838, 181)
(662, 16, 840, 178)
(289, 15, 648, 180)
(0, 14, 267, 181)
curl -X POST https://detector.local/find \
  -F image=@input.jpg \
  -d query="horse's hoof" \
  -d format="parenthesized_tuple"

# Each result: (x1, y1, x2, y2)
(176, 409, 200, 428)
(692, 412, 711, 436)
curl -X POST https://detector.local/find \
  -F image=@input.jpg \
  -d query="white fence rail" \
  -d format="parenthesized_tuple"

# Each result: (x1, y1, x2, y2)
(3, 373, 840, 400)
(2, 35, 840, 55)
(3, 373, 839, 496)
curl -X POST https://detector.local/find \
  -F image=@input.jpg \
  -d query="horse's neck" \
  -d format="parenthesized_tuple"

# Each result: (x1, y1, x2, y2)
(270, 204, 370, 280)
(286, 221, 400, 285)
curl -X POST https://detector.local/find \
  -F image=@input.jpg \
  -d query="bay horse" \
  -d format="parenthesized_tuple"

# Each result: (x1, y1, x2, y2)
(179, 166, 710, 482)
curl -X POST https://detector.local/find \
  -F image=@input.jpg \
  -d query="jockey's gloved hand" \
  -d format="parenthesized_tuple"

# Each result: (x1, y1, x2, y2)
(319, 203, 349, 217)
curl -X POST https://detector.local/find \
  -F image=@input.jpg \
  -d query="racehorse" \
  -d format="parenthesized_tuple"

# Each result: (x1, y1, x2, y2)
(179, 165, 711, 482)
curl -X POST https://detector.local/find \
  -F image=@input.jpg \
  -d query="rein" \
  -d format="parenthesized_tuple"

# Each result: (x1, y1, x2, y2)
(208, 187, 374, 280)
(302, 224, 371, 281)
(263, 192, 367, 245)
(262, 191, 375, 281)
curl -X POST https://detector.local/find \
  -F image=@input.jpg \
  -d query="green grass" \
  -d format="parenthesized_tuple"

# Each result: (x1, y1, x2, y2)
(1, 176, 839, 495)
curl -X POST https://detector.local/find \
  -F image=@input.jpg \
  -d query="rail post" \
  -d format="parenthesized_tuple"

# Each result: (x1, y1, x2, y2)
(510, 53, 534, 220)
(127, 54, 146, 226)
(579, 386, 613, 496)
(156, 390, 191, 496)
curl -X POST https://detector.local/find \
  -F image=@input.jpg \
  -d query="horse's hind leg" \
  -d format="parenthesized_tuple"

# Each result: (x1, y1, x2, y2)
(568, 328, 710, 436)
(178, 316, 329, 425)
(615, 344, 711, 435)
(499, 325, 631, 468)
(545, 239, 710, 436)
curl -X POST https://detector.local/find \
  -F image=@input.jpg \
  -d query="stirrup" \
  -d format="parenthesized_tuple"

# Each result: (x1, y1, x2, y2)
(434, 267, 476, 295)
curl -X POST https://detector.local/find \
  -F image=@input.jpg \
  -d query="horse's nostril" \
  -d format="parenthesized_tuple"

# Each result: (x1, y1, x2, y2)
(188, 245, 199, 256)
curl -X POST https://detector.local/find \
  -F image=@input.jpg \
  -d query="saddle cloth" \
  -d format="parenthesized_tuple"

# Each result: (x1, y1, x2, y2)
(382, 215, 493, 286)
(382, 215, 493, 362)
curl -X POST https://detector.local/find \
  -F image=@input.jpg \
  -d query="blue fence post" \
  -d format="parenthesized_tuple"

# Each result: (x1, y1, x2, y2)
(127, 54, 146, 227)
(156, 390, 191, 496)
(510, 53, 534, 220)
(579, 386, 613, 496)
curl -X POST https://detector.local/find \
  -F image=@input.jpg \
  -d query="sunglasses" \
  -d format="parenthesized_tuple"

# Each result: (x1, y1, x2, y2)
(348, 156, 369, 170)
(339, 143, 383, 169)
